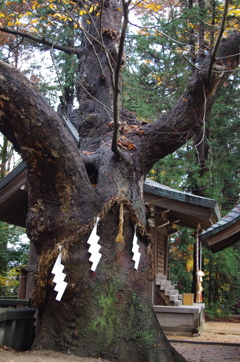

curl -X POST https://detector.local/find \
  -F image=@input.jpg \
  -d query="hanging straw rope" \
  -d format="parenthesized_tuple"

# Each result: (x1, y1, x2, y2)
(31, 196, 155, 308)
(116, 203, 124, 243)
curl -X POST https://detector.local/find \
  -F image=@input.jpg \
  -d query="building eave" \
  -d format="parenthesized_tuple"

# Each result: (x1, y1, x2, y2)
(200, 204, 240, 252)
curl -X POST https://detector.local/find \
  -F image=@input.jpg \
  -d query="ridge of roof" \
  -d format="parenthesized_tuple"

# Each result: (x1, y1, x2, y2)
(0, 161, 26, 189)
(144, 178, 220, 211)
(200, 203, 240, 240)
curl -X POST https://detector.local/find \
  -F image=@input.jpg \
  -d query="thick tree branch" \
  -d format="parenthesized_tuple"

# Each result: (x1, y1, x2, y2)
(137, 32, 240, 173)
(0, 61, 92, 194)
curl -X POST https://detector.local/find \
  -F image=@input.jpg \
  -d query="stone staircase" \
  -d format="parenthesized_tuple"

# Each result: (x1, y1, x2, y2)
(155, 273, 182, 306)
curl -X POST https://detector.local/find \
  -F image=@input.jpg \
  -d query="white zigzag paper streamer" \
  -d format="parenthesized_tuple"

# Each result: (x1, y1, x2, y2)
(132, 227, 141, 270)
(87, 217, 102, 271)
(51, 245, 67, 301)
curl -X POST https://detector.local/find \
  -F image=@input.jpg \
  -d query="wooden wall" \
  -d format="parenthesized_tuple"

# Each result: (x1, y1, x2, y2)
(157, 226, 168, 276)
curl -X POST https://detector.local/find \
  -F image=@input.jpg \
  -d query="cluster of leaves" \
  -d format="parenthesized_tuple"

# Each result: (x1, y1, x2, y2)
(203, 245, 240, 317)
(0, 0, 93, 105)
(0, 0, 99, 33)
(0, 221, 29, 296)
(168, 228, 195, 293)
(0, 268, 20, 296)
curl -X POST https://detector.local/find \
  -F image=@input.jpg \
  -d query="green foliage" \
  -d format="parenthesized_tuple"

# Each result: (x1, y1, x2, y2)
(0, 267, 20, 296)
(168, 228, 194, 293)
(0, 222, 29, 296)
(203, 246, 240, 317)
(123, 22, 190, 120)
(0, 221, 29, 271)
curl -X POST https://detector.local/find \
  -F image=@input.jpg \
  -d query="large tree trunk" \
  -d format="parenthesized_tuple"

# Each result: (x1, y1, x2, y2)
(0, 0, 239, 358)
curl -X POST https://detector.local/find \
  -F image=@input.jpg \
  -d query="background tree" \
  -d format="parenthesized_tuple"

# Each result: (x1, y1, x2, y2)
(0, 0, 239, 360)
(203, 245, 240, 317)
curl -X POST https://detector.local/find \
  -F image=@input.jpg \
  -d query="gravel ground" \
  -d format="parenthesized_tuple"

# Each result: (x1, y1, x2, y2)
(0, 321, 239, 361)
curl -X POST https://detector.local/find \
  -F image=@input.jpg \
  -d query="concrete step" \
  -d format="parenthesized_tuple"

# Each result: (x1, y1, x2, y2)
(174, 300, 182, 306)
(168, 289, 179, 296)
(156, 273, 167, 280)
(169, 294, 178, 302)
(160, 280, 171, 287)
(169, 294, 182, 302)
(164, 286, 175, 295)
(156, 275, 167, 284)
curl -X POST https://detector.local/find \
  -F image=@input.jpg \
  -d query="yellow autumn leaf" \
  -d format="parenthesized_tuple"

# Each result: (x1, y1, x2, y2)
(32, 3, 37, 10)
(49, 3, 56, 9)
(145, 4, 161, 11)
(29, 27, 39, 33)
(52, 13, 61, 18)
(86, 19, 91, 24)
(228, 9, 240, 16)
(0, 13, 4, 18)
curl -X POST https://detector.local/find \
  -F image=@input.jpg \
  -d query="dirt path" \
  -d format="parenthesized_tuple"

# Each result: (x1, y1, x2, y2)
(0, 321, 239, 361)
(167, 321, 240, 344)
(169, 321, 240, 361)
(171, 343, 240, 361)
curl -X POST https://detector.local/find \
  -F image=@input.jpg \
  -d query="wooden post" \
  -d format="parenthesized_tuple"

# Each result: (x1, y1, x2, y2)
(18, 269, 27, 300)
(147, 204, 157, 305)
(195, 223, 203, 303)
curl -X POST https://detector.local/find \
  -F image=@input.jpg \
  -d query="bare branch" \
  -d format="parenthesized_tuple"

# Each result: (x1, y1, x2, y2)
(128, 21, 188, 47)
(207, 0, 230, 83)
(0, 27, 80, 55)
(111, 0, 130, 160)
(182, 55, 201, 70)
